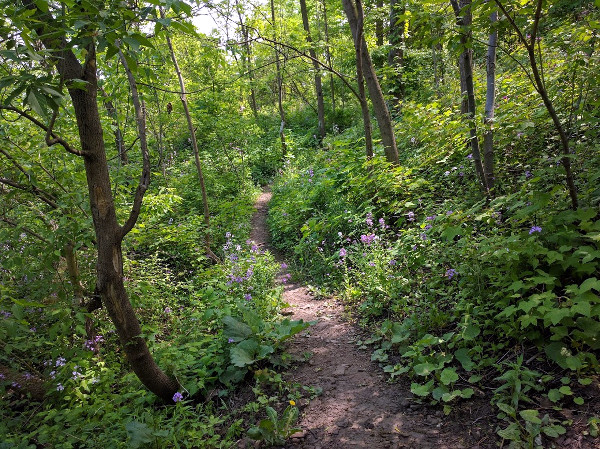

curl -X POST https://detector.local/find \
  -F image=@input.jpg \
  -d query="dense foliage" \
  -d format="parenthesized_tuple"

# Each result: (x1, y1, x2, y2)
(1, 0, 598, 447)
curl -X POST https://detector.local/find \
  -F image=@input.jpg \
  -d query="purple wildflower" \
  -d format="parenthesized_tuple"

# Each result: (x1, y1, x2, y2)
(339, 248, 347, 258)
(244, 293, 252, 301)
(56, 383, 64, 391)
(173, 392, 184, 403)
(366, 212, 374, 227)
(280, 263, 288, 270)
(529, 226, 542, 234)
(360, 234, 377, 245)
(228, 338, 235, 343)
(389, 259, 397, 266)
(407, 211, 415, 222)
(446, 268, 457, 280)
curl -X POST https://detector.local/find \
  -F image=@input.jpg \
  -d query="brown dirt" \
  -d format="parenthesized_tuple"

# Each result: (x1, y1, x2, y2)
(248, 189, 599, 449)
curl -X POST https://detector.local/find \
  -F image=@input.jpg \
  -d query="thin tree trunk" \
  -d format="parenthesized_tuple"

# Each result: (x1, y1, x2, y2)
(387, 0, 405, 107)
(322, 0, 336, 116)
(493, 0, 578, 209)
(100, 88, 128, 164)
(300, 0, 326, 142)
(483, 9, 497, 191)
(451, 0, 488, 192)
(375, 0, 384, 46)
(160, 8, 218, 261)
(352, 0, 374, 158)
(235, 0, 258, 117)
(270, 0, 287, 156)
(343, 0, 399, 165)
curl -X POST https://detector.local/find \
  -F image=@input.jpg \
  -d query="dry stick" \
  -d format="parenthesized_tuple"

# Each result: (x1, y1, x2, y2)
(493, 0, 578, 209)
(159, 7, 219, 263)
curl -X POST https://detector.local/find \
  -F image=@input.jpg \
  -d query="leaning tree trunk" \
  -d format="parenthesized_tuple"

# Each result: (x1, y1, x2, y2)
(493, 0, 578, 209)
(451, 0, 488, 192)
(483, 9, 498, 191)
(72, 46, 179, 402)
(160, 8, 218, 262)
(300, 0, 326, 142)
(351, 0, 374, 158)
(22, 0, 180, 402)
(342, 0, 399, 165)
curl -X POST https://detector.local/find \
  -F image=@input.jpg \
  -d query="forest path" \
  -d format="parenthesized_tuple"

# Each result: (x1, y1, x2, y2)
(249, 189, 479, 449)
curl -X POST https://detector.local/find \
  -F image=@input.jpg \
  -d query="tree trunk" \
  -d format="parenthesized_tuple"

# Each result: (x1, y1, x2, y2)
(387, 0, 405, 107)
(160, 8, 218, 262)
(342, 0, 399, 165)
(322, 0, 336, 117)
(270, 0, 287, 156)
(20, 0, 180, 402)
(300, 0, 326, 142)
(483, 9, 497, 191)
(235, 0, 258, 117)
(70, 46, 179, 402)
(493, 0, 578, 208)
(375, 0, 384, 46)
(451, 0, 488, 192)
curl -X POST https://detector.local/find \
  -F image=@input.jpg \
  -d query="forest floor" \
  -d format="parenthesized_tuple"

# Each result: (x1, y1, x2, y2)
(248, 189, 496, 449)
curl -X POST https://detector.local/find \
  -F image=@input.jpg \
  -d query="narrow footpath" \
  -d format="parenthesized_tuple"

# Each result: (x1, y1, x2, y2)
(249, 190, 483, 449)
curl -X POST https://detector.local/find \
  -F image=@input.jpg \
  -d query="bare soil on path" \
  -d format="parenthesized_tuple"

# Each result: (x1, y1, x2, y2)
(249, 190, 491, 449)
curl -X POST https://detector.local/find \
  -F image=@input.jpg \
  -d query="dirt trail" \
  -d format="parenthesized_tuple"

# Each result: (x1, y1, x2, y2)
(249, 190, 478, 449)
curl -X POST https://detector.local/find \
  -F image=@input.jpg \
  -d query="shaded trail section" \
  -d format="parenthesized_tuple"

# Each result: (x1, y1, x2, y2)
(249, 190, 476, 449)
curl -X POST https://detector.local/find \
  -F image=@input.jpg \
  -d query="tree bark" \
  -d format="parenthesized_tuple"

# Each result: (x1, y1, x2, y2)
(342, 0, 399, 165)
(235, 0, 259, 117)
(451, 0, 488, 192)
(375, 0, 384, 46)
(483, 9, 497, 191)
(300, 0, 326, 142)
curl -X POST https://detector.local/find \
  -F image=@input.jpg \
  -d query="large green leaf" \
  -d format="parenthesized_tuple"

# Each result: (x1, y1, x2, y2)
(223, 315, 252, 342)
(230, 339, 259, 367)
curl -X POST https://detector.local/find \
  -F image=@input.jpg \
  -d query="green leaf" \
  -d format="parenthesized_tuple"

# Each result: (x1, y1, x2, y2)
(542, 424, 566, 438)
(565, 356, 583, 370)
(547, 389, 563, 403)
(579, 277, 600, 293)
(519, 409, 542, 424)
(454, 348, 474, 371)
(413, 362, 436, 376)
(440, 368, 458, 385)
(574, 397, 584, 405)
(25, 89, 45, 117)
(496, 402, 516, 417)
(125, 421, 154, 448)
(230, 339, 258, 367)
(441, 390, 461, 402)
(410, 379, 434, 397)
(223, 315, 252, 342)
(558, 385, 573, 395)
(460, 388, 474, 398)
(462, 324, 480, 341)
(572, 301, 592, 317)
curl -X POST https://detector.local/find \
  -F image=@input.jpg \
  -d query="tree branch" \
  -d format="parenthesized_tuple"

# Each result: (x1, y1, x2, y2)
(118, 48, 151, 239)
(0, 106, 85, 156)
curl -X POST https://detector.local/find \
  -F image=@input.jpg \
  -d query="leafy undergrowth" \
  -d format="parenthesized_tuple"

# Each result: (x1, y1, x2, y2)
(0, 181, 308, 448)
(268, 116, 600, 447)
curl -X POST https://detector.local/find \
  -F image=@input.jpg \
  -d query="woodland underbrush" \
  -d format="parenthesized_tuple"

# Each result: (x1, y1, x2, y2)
(0, 150, 306, 448)
(268, 102, 600, 447)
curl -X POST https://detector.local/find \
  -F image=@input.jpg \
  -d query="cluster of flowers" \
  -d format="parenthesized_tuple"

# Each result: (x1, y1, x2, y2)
(223, 233, 257, 301)
(83, 335, 104, 351)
